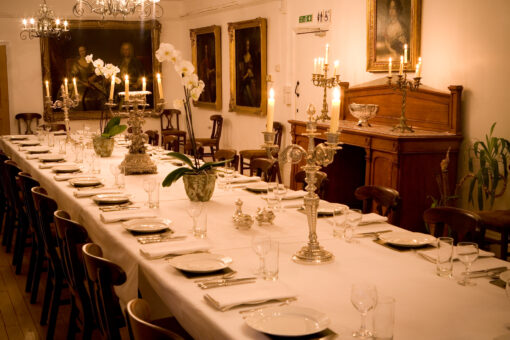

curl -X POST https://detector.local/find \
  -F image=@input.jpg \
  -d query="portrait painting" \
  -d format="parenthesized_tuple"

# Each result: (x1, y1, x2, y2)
(228, 18, 267, 115)
(367, 0, 421, 72)
(40, 20, 161, 120)
(190, 25, 222, 110)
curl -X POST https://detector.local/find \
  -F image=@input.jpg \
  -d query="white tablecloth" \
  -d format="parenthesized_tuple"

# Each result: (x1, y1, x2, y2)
(2, 136, 509, 340)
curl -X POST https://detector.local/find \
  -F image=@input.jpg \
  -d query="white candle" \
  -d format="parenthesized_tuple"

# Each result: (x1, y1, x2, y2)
(404, 44, 408, 63)
(325, 44, 329, 65)
(45, 80, 50, 97)
(22, 19, 27, 29)
(334, 60, 339, 76)
(64, 78, 68, 96)
(29, 18, 35, 29)
(55, 19, 60, 28)
(399, 56, 404, 75)
(109, 75, 115, 101)
(266, 88, 275, 132)
(330, 87, 340, 133)
(124, 75, 129, 101)
(388, 57, 392, 76)
(156, 73, 164, 100)
(142, 77, 146, 92)
(417, 57, 422, 77)
(63, 20, 68, 30)
(72, 77, 78, 96)
(314, 58, 317, 74)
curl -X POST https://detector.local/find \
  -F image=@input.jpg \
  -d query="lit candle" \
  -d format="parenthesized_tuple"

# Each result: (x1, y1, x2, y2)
(320, 58, 324, 74)
(64, 78, 68, 96)
(45, 80, 50, 97)
(55, 18, 60, 28)
(416, 57, 422, 77)
(142, 77, 146, 92)
(72, 77, 78, 96)
(399, 56, 404, 75)
(325, 44, 329, 65)
(334, 60, 339, 76)
(314, 58, 317, 74)
(388, 57, 392, 76)
(22, 19, 27, 29)
(29, 18, 35, 29)
(156, 73, 164, 100)
(404, 44, 408, 63)
(266, 88, 275, 132)
(63, 20, 68, 30)
(330, 87, 340, 133)
(109, 75, 115, 101)
(124, 75, 129, 101)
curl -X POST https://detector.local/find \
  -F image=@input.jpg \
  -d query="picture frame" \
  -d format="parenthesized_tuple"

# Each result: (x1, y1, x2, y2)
(228, 17, 267, 115)
(190, 25, 222, 110)
(40, 20, 161, 121)
(366, 0, 421, 72)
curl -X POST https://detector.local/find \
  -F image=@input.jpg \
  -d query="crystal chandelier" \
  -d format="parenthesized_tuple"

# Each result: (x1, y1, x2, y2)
(73, 0, 163, 19)
(20, 0, 69, 40)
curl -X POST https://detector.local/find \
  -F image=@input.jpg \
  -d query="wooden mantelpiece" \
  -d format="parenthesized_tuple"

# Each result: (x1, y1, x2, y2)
(289, 81, 463, 232)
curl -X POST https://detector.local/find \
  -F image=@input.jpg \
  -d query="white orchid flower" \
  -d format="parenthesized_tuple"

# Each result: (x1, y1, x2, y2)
(175, 60, 195, 77)
(182, 73, 199, 89)
(155, 43, 175, 62)
(190, 87, 203, 101)
(92, 58, 104, 69)
(173, 99, 184, 110)
(85, 54, 93, 63)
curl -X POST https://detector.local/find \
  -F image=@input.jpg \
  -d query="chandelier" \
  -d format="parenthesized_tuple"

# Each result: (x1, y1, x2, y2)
(20, 0, 69, 40)
(73, 0, 163, 19)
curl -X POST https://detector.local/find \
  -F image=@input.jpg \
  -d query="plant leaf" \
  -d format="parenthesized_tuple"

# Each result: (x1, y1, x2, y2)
(106, 124, 127, 138)
(196, 159, 230, 172)
(477, 180, 484, 210)
(468, 177, 476, 205)
(165, 152, 194, 168)
(162, 167, 193, 187)
(104, 117, 121, 134)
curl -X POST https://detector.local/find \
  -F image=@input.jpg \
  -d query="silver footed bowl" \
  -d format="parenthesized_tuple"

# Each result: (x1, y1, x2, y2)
(349, 103, 379, 127)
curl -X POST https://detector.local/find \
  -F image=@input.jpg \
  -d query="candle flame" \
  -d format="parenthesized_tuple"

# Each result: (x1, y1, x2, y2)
(333, 87, 340, 100)
(29, 18, 35, 24)
(389, 57, 392, 62)
(125, 75, 129, 81)
(156, 73, 161, 80)
(269, 88, 274, 99)
(22, 18, 27, 25)
(400, 56, 403, 62)
(418, 57, 422, 63)
(55, 18, 60, 25)
(334, 60, 339, 67)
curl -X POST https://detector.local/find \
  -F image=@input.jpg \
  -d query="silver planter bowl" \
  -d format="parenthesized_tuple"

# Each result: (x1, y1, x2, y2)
(349, 103, 379, 127)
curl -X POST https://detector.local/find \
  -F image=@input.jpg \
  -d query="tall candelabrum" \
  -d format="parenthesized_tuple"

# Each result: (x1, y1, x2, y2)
(116, 91, 165, 175)
(312, 63, 341, 122)
(262, 105, 341, 264)
(44, 85, 78, 142)
(387, 71, 422, 133)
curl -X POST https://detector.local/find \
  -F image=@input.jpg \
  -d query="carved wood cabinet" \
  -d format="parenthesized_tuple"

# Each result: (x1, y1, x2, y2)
(289, 80, 463, 232)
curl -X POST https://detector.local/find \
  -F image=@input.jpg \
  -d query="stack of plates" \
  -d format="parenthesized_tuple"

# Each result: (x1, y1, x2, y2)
(378, 231, 436, 247)
(167, 253, 232, 273)
(92, 194, 130, 205)
(245, 182, 268, 193)
(39, 154, 65, 162)
(25, 146, 51, 154)
(69, 177, 102, 188)
(122, 218, 172, 233)
(20, 141, 40, 147)
(52, 165, 81, 173)
(9, 135, 28, 140)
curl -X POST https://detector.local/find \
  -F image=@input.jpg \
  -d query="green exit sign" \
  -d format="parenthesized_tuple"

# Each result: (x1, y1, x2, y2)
(299, 14, 313, 23)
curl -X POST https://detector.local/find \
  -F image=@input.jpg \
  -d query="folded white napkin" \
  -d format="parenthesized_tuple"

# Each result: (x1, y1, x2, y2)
(54, 173, 84, 181)
(74, 188, 123, 198)
(139, 239, 212, 259)
(229, 176, 261, 184)
(205, 281, 296, 311)
(26, 155, 40, 160)
(100, 209, 158, 223)
(282, 190, 307, 200)
(39, 162, 72, 169)
(358, 213, 389, 226)
(417, 247, 495, 263)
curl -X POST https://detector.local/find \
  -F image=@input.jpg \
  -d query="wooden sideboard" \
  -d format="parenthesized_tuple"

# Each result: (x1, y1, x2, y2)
(289, 80, 463, 232)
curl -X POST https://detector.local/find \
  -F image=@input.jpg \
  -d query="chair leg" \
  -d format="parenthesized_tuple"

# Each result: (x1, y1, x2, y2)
(25, 240, 37, 292)
(30, 249, 45, 303)
(66, 298, 78, 340)
(2, 208, 12, 247)
(45, 277, 63, 340)
(40, 268, 54, 325)
(13, 221, 28, 273)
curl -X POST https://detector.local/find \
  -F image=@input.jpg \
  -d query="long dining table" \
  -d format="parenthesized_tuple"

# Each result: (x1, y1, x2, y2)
(1, 134, 509, 340)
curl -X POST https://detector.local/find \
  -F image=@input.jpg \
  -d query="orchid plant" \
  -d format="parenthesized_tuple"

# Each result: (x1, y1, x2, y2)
(156, 43, 227, 187)
(84, 54, 121, 98)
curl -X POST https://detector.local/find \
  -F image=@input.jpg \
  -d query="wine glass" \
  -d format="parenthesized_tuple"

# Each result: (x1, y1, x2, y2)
(224, 162, 235, 191)
(110, 164, 121, 187)
(332, 205, 348, 238)
(457, 242, 479, 286)
(251, 235, 271, 276)
(351, 283, 378, 338)
(274, 183, 287, 211)
(266, 181, 278, 210)
(344, 209, 363, 243)
(187, 201, 204, 232)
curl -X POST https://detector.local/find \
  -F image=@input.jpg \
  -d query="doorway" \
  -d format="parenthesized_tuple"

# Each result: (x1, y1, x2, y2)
(0, 45, 10, 134)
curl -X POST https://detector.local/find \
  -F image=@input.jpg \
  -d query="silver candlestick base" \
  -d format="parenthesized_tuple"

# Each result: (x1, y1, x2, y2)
(44, 87, 79, 143)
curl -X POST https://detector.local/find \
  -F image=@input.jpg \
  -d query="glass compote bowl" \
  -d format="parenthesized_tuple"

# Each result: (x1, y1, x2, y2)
(349, 103, 379, 127)
(351, 283, 378, 338)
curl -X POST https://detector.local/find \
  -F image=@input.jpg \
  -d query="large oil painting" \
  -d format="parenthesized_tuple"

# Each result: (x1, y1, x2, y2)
(228, 18, 267, 115)
(367, 0, 421, 72)
(190, 25, 222, 110)
(41, 20, 161, 120)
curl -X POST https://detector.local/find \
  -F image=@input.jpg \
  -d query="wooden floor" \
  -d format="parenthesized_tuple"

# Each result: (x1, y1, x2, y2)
(0, 242, 70, 340)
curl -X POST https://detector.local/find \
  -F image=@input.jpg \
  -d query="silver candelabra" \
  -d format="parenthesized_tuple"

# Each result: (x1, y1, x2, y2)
(262, 105, 341, 264)
(44, 86, 79, 142)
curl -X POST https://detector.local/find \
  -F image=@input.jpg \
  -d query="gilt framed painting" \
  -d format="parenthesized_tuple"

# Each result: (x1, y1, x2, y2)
(190, 25, 222, 110)
(228, 17, 267, 115)
(367, 0, 421, 72)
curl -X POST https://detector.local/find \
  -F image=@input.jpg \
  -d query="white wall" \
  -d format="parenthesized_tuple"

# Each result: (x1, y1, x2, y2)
(1, 0, 509, 208)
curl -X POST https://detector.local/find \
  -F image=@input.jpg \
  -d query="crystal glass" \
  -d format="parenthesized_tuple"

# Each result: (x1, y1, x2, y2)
(274, 183, 287, 211)
(332, 206, 348, 238)
(351, 283, 378, 338)
(264, 240, 279, 281)
(436, 237, 454, 278)
(224, 163, 235, 191)
(187, 202, 205, 237)
(142, 179, 158, 208)
(344, 209, 363, 243)
(457, 242, 479, 286)
(251, 235, 271, 276)
(266, 181, 278, 210)
(110, 164, 121, 188)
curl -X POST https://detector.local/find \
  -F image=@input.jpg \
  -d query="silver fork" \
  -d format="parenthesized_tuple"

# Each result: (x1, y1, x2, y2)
(239, 297, 297, 317)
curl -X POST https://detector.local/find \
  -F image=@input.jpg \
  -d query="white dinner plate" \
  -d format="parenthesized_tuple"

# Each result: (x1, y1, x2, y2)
(167, 253, 232, 273)
(52, 165, 81, 173)
(122, 218, 173, 233)
(92, 194, 130, 205)
(39, 154, 65, 162)
(68, 177, 102, 187)
(20, 141, 40, 146)
(379, 231, 436, 247)
(9, 135, 28, 140)
(317, 202, 349, 216)
(25, 146, 51, 154)
(245, 182, 268, 193)
(500, 270, 510, 283)
(245, 305, 330, 337)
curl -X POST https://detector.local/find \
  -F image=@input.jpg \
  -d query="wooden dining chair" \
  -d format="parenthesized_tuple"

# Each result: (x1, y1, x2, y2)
(160, 109, 186, 150)
(183, 141, 204, 160)
(249, 158, 282, 183)
(423, 207, 484, 245)
(54, 210, 96, 340)
(239, 122, 283, 175)
(214, 149, 239, 171)
(15, 112, 42, 134)
(163, 134, 179, 152)
(478, 210, 510, 260)
(294, 170, 328, 199)
(2, 160, 25, 254)
(82, 243, 127, 340)
(195, 114, 223, 160)
(145, 130, 160, 146)
(13, 171, 33, 275)
(354, 185, 400, 225)
(18, 173, 43, 301)
(40, 123, 66, 132)
(126, 299, 188, 340)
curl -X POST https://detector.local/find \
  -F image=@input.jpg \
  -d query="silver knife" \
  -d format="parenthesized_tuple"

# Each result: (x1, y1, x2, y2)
(198, 278, 256, 289)
(137, 235, 187, 244)
(354, 230, 393, 237)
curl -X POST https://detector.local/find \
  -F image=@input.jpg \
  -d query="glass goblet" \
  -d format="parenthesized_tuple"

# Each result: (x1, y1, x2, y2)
(186, 201, 204, 232)
(142, 179, 157, 208)
(274, 183, 287, 211)
(351, 283, 378, 338)
(457, 242, 479, 286)
(251, 235, 271, 276)
(344, 209, 363, 243)
(109, 164, 121, 187)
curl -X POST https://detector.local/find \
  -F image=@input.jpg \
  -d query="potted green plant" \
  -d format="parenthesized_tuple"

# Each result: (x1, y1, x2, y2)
(156, 43, 228, 201)
(93, 115, 127, 157)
